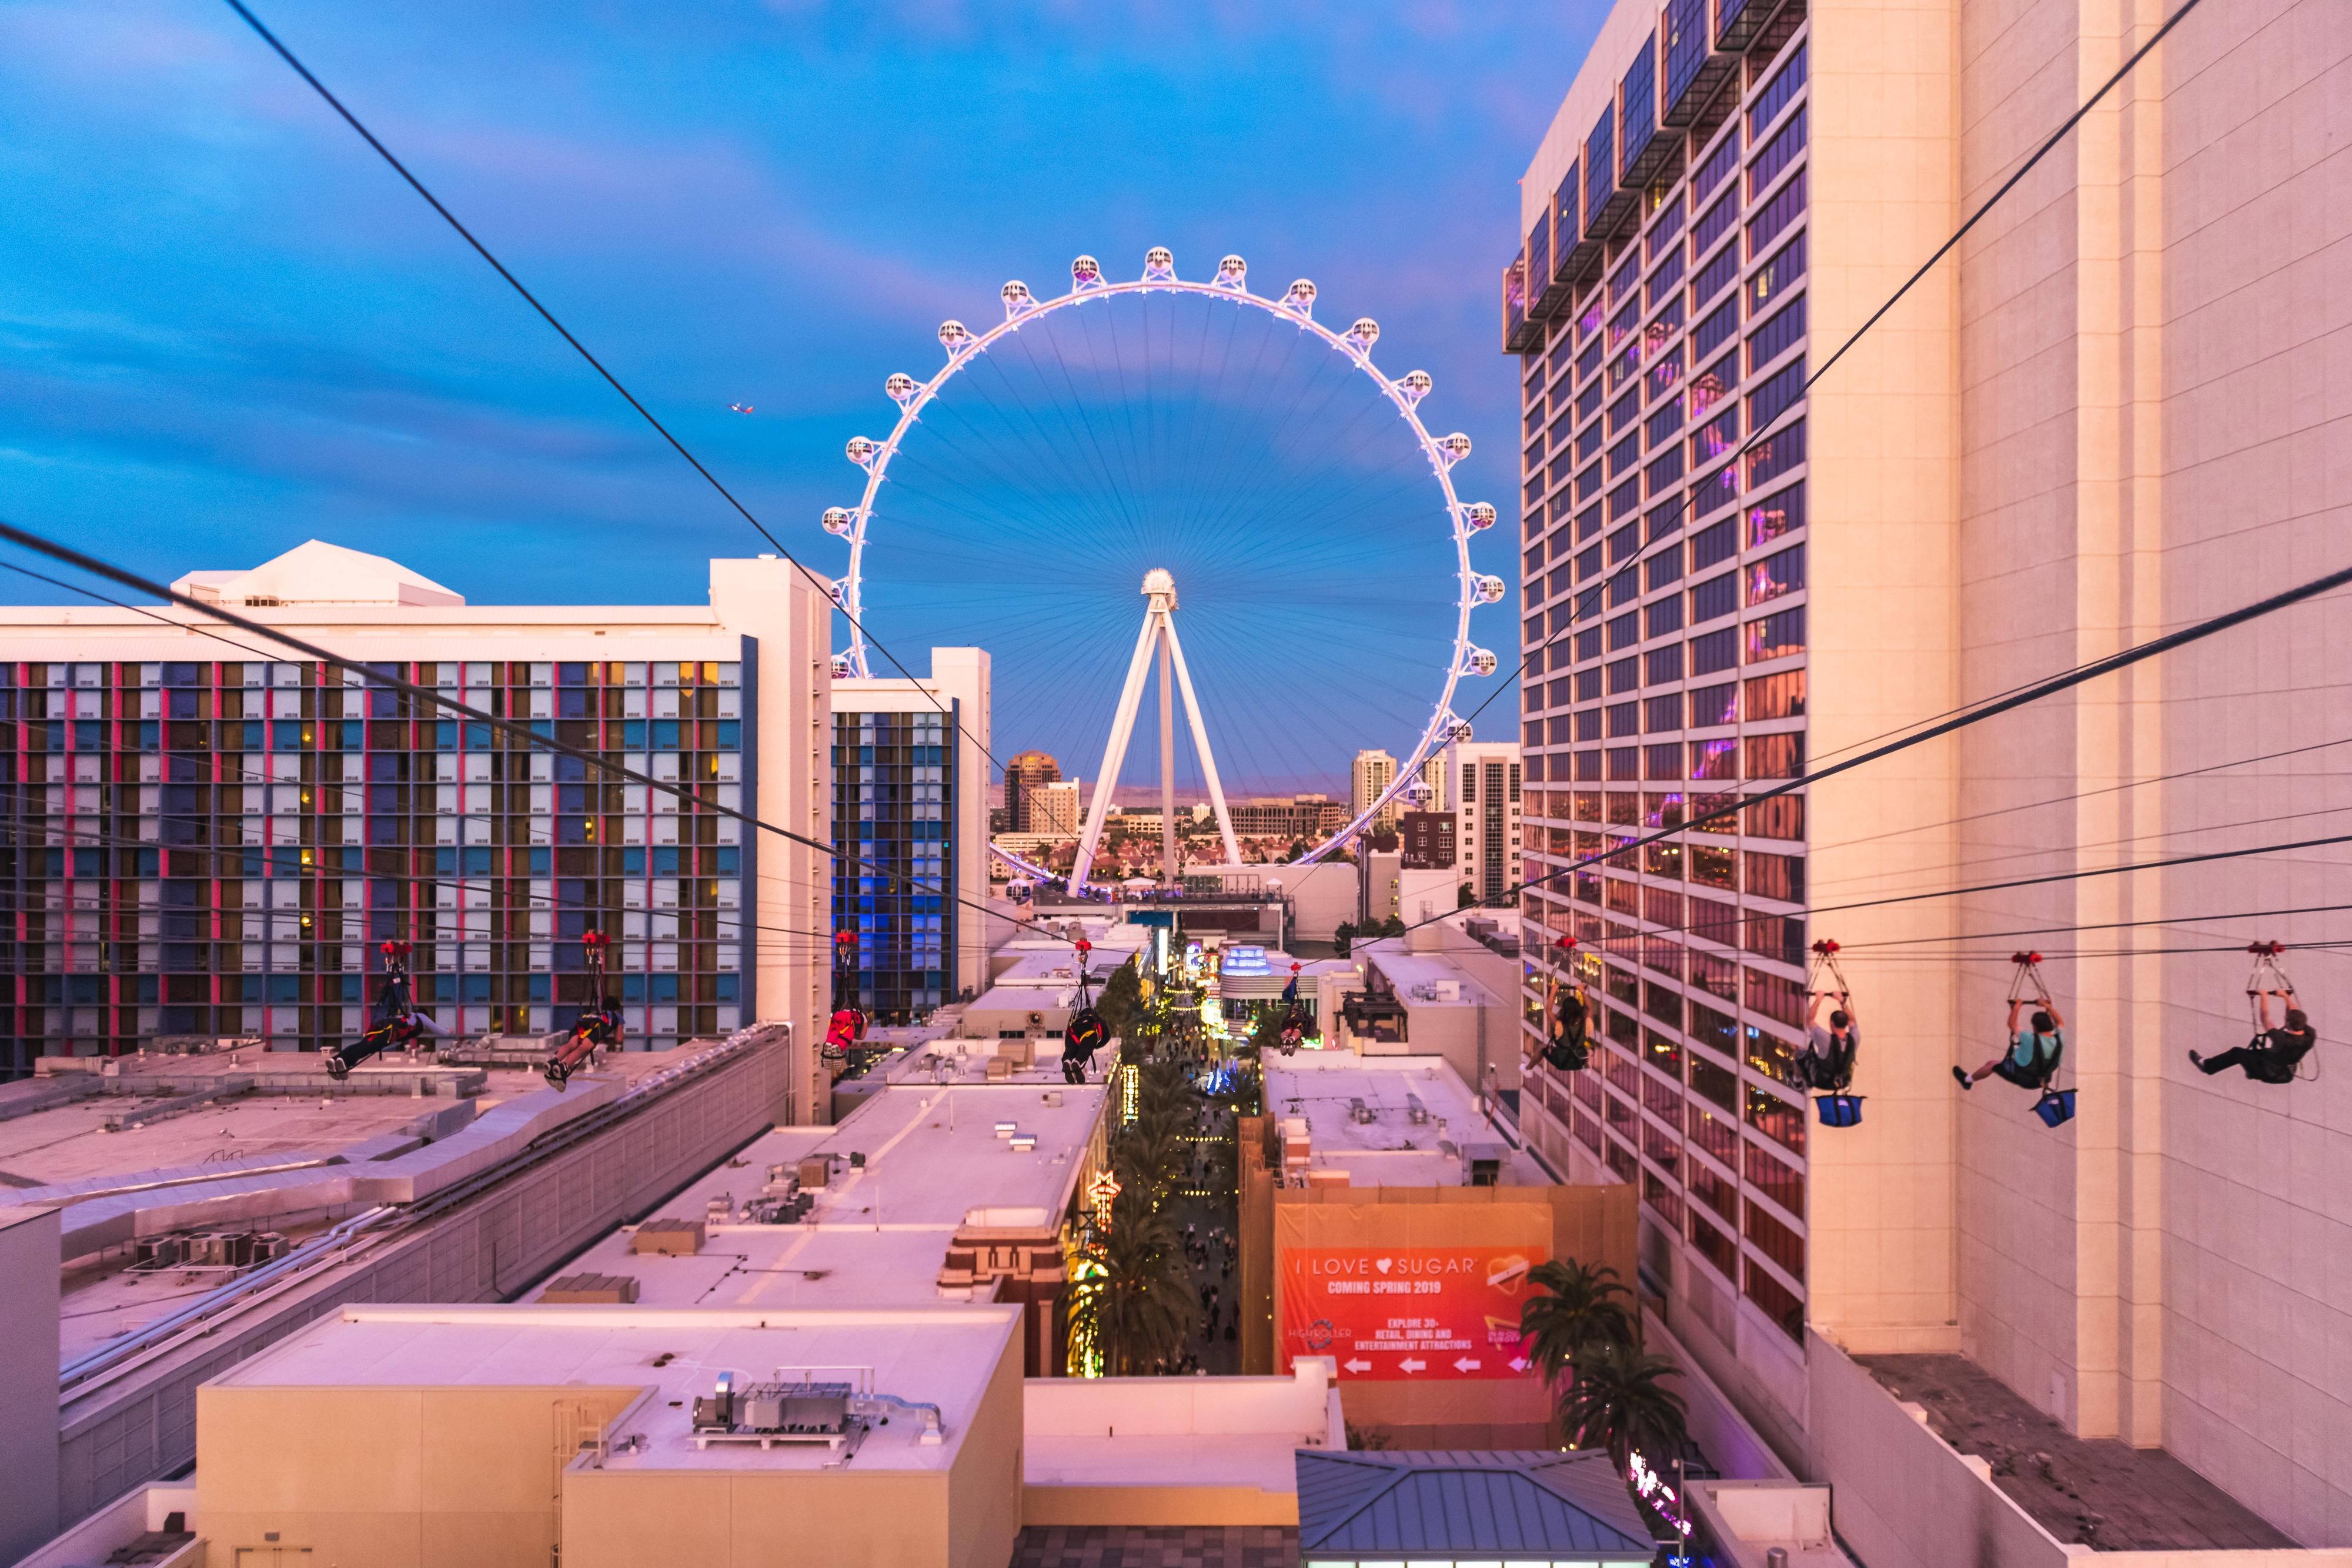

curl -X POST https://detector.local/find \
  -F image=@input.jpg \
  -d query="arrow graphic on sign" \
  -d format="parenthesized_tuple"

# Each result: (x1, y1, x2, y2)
(1454, 1356, 1482, 1373)
(1508, 1356, 1529, 1373)
(1399, 1356, 1426, 1374)
(1344, 1358, 1372, 1374)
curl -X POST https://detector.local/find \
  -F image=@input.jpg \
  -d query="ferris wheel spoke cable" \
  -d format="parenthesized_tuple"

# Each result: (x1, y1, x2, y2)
(965, 341, 1159, 549)
(1019, 320, 1152, 546)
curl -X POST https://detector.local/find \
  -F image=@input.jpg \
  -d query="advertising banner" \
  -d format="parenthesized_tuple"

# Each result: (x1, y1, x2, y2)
(1279, 1245, 1544, 1379)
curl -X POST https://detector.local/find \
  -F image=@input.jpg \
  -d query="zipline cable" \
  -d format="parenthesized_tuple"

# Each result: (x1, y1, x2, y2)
(1409, 557, 2352, 940)
(215, 0, 1015, 793)
(1453, 0, 2207, 742)
(0, 519, 1058, 950)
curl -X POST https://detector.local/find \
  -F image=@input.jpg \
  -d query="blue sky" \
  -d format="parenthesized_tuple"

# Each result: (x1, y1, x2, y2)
(0, 0, 1604, 793)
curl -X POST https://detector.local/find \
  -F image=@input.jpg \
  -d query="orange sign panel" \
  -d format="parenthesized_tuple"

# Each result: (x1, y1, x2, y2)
(1279, 1245, 1544, 1380)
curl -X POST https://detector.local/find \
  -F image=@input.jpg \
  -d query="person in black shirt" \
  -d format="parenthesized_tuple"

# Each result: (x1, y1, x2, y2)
(1543, 979, 1592, 1072)
(1799, 989, 1859, 1092)
(2192, 989, 2316, 1084)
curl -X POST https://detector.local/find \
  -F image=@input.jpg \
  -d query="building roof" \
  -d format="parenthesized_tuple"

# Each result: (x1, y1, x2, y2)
(1262, 1052, 1550, 1186)
(1294, 1449, 1658, 1559)
(213, 1302, 1019, 1474)
(170, 540, 464, 607)
(539, 1079, 1108, 1309)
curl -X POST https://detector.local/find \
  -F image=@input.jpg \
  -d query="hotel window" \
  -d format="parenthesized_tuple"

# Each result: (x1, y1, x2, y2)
(1610, 564, 1642, 607)
(1747, 168, 1808, 262)
(1691, 516, 1738, 572)
(1689, 1161, 1738, 1226)
(1608, 656, 1642, 694)
(1752, 230, 1807, 313)
(1690, 571, 1738, 625)
(1646, 547, 1685, 593)
(1578, 375, 1606, 421)
(1748, 38, 1809, 133)
(1693, 186, 1738, 258)
(1609, 386, 1642, 436)
(1692, 294, 1740, 362)
(1608, 610, 1642, 651)
(1576, 667, 1604, 701)
(1690, 952, 1740, 1005)
(1746, 545, 1805, 605)
(1692, 238, 1739, 312)
(1607, 702, 1642, 738)
(1748, 296, 1808, 377)
(1746, 1262, 1805, 1342)
(1693, 120, 1742, 202)
(1690, 842, 1738, 889)
(1745, 102, 1808, 204)
(1692, 1212, 1740, 1281)
(1645, 246, 1686, 312)
(1743, 793, 1806, 841)
(1745, 850, 1806, 902)
(1745, 606, 1807, 663)
(1747, 482, 1806, 546)
(1748, 1085, 1808, 1161)
(1749, 358, 1808, 442)
(1745, 968, 1805, 1028)
(1690, 1054, 1739, 1112)
(1608, 432, 1642, 479)
(1689, 681, 1737, 728)
(1745, 1199, 1806, 1282)
(1645, 595, 1685, 640)
(1690, 628, 1738, 677)
(1646, 643, 1685, 685)
(1643, 695, 1682, 733)
(1746, 913, 1806, 968)
(1745, 1141, 1805, 1217)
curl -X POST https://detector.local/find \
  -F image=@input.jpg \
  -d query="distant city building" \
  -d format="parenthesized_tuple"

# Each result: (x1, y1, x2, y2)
(1003, 749, 1061, 833)
(1228, 794, 1348, 840)
(1414, 752, 1449, 813)
(831, 649, 991, 1024)
(1397, 810, 1456, 871)
(0, 543, 833, 1116)
(1350, 749, 1397, 831)
(1452, 741, 1521, 906)
(1027, 779, 1081, 837)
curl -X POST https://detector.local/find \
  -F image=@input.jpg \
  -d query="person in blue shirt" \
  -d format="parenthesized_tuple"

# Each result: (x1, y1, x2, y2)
(1955, 998, 2066, 1091)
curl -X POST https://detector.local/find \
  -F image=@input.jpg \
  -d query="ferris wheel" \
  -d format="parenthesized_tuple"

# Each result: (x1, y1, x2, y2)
(821, 248, 1504, 870)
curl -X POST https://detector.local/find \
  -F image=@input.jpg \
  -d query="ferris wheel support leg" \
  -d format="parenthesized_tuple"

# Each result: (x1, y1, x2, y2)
(1161, 617, 1244, 870)
(1070, 610, 1160, 895)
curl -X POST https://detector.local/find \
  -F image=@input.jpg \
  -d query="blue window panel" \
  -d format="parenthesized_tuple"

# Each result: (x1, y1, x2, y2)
(1583, 109, 1615, 237)
(1665, 0, 1708, 111)
(1619, 35, 1658, 179)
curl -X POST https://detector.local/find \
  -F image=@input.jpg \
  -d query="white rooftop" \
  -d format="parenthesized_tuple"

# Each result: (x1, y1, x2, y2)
(213, 1302, 1017, 1475)
(543, 1080, 1108, 1310)
(1262, 1050, 1553, 1187)
(171, 539, 464, 608)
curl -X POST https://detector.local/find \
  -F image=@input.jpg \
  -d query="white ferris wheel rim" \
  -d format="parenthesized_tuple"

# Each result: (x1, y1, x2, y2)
(826, 252, 1500, 871)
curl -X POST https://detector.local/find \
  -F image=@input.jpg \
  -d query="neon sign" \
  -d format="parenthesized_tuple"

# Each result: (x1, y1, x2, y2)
(1628, 1449, 1693, 1539)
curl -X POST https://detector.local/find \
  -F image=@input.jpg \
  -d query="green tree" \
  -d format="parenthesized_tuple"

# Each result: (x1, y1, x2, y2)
(1071, 1190, 1200, 1376)
(1333, 921, 1358, 958)
(1458, 881, 1477, 908)
(1094, 956, 1144, 1047)
(1556, 1339, 1689, 1469)
(1519, 1259, 1635, 1388)
(1379, 915, 1407, 938)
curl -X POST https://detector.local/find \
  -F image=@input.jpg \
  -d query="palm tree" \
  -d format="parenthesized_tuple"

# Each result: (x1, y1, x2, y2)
(1556, 1339, 1689, 1469)
(1070, 1189, 1200, 1375)
(1519, 1258, 1633, 1387)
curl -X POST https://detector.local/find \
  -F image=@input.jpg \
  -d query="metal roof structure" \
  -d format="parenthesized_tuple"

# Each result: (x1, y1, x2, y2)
(1294, 1449, 1660, 1561)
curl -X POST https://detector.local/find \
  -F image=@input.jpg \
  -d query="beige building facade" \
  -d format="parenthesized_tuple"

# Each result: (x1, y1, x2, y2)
(1508, 0, 2349, 1546)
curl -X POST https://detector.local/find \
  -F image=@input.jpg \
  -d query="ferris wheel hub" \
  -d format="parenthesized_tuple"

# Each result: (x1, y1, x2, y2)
(1141, 567, 1177, 609)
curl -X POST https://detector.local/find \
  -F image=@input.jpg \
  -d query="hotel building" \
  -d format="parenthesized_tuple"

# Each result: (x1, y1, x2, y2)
(0, 542, 836, 1121)
(830, 650, 991, 1021)
(1505, 0, 2350, 1548)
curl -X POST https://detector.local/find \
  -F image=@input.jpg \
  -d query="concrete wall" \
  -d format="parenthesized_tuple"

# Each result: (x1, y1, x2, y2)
(709, 556, 833, 1125)
(55, 1036, 789, 1527)
(1277, 861, 1358, 943)
(0, 1206, 62, 1564)
(198, 1383, 643, 1568)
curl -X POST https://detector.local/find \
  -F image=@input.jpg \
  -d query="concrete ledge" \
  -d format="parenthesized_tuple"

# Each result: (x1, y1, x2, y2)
(1021, 1483, 1299, 1527)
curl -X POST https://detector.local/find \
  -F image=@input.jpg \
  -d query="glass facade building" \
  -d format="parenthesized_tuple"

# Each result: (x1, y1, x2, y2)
(1, 655, 750, 1075)
(830, 706, 957, 1022)
(1506, 0, 1812, 1340)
